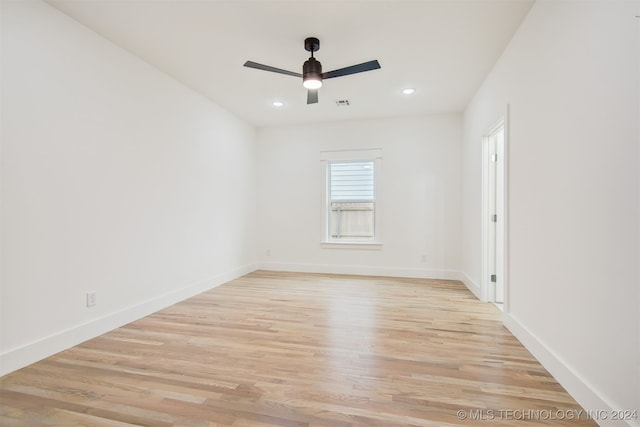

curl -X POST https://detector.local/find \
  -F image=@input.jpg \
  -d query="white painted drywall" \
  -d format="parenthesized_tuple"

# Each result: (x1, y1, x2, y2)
(0, 0, 256, 374)
(256, 115, 462, 278)
(462, 1, 639, 423)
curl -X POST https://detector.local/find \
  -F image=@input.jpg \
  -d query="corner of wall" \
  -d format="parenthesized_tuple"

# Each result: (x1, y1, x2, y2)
(459, 271, 481, 300)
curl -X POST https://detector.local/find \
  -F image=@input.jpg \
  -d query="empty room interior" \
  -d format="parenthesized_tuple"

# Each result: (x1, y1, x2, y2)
(1, 0, 639, 426)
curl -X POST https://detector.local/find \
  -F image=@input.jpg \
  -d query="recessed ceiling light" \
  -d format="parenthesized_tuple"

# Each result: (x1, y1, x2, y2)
(272, 100, 284, 107)
(402, 88, 416, 95)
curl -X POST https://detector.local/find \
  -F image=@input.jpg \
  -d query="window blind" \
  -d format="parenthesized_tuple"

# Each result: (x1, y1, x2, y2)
(329, 161, 374, 201)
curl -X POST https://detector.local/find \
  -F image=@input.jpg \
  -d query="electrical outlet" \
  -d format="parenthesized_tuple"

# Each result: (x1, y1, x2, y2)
(266, 249, 271, 257)
(86, 291, 96, 307)
(421, 254, 428, 263)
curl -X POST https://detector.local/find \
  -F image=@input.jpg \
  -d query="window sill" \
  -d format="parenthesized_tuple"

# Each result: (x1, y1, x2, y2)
(320, 242, 383, 250)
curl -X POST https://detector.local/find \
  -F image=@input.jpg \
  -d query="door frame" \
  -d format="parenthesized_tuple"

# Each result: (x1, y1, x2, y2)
(480, 106, 509, 309)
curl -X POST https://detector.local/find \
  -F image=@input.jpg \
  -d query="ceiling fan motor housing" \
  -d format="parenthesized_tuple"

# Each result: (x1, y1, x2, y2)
(303, 57, 322, 79)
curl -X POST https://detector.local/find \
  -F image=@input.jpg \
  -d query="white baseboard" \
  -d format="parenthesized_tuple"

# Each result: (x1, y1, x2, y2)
(504, 314, 637, 427)
(0, 263, 256, 377)
(459, 271, 481, 300)
(256, 261, 462, 281)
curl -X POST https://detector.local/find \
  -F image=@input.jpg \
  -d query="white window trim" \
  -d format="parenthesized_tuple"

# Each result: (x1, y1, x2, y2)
(320, 242, 383, 250)
(320, 149, 383, 249)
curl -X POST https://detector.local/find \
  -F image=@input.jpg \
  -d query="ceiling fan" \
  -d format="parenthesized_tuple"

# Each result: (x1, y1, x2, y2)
(243, 37, 381, 105)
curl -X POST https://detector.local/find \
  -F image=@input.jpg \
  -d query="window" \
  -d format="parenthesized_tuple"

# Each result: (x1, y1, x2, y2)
(329, 161, 374, 240)
(321, 149, 382, 247)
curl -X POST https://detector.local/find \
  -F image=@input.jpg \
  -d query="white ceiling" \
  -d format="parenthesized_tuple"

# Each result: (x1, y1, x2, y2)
(46, 0, 534, 128)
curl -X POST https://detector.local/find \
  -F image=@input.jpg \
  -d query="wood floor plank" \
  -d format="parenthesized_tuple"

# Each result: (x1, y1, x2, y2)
(1, 271, 596, 426)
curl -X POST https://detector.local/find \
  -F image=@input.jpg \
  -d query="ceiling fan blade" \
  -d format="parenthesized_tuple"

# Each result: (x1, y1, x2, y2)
(307, 89, 318, 104)
(322, 60, 381, 80)
(243, 61, 302, 78)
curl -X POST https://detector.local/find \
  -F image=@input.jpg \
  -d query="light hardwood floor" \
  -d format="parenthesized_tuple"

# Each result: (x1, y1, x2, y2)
(1, 271, 595, 426)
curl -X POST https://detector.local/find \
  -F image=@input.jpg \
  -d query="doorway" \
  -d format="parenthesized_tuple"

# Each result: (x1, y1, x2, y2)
(481, 116, 507, 308)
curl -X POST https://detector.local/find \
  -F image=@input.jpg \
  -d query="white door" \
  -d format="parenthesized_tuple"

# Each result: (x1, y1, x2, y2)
(493, 127, 504, 304)
(483, 121, 505, 306)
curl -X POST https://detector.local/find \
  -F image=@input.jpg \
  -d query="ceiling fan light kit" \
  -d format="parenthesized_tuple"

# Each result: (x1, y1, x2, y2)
(244, 37, 380, 105)
(302, 59, 323, 89)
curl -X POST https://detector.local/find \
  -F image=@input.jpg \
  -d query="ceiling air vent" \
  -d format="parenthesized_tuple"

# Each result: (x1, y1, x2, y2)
(335, 99, 350, 107)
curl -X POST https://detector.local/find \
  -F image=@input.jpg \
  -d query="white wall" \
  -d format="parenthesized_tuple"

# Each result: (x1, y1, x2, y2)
(256, 115, 462, 278)
(462, 1, 639, 424)
(0, 0, 256, 375)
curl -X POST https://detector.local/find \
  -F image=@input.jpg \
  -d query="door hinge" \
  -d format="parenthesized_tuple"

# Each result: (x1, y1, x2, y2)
(491, 214, 497, 222)
(491, 154, 498, 162)
(491, 274, 497, 283)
